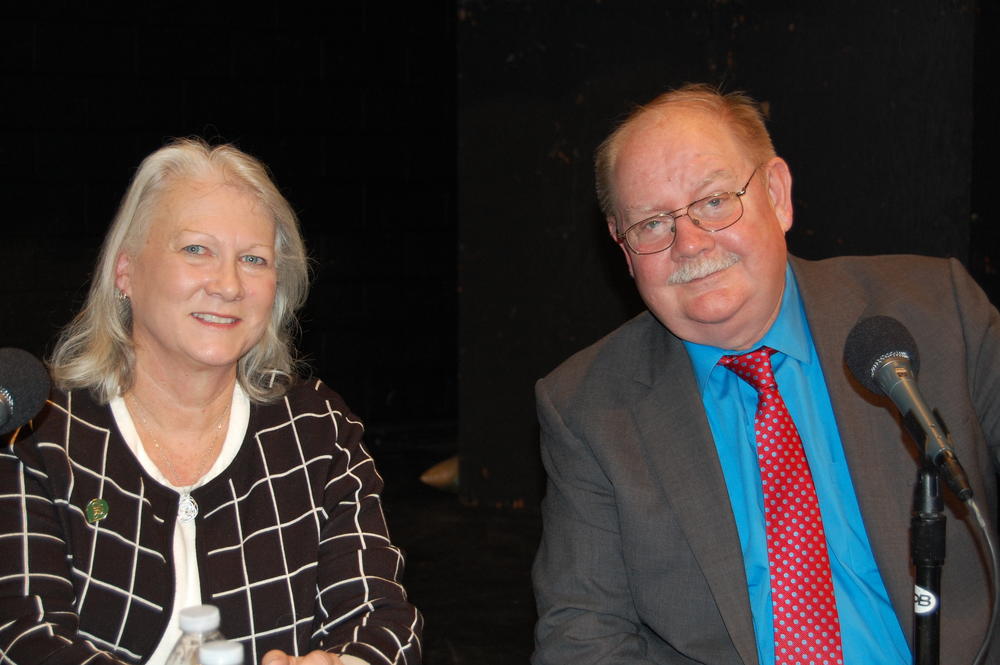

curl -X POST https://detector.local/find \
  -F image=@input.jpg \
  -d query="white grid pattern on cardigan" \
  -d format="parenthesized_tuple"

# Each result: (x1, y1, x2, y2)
(0, 380, 422, 665)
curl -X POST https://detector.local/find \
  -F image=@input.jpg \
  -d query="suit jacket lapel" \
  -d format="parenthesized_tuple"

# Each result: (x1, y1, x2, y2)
(791, 257, 916, 635)
(632, 319, 760, 665)
(628, 257, 917, 663)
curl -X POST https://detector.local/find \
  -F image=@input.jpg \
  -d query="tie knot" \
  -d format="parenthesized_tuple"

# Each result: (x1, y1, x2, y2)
(718, 346, 778, 392)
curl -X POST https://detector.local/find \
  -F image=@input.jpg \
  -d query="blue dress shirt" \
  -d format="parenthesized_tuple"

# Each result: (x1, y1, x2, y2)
(683, 263, 910, 665)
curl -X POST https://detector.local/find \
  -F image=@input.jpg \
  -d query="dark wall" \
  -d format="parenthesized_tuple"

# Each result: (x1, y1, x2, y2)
(457, 0, 986, 507)
(0, 5, 457, 448)
(972, 0, 1000, 302)
(3, 3, 995, 513)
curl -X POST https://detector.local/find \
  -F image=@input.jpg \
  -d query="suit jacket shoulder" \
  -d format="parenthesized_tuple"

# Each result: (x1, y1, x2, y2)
(539, 310, 688, 419)
(534, 253, 1000, 665)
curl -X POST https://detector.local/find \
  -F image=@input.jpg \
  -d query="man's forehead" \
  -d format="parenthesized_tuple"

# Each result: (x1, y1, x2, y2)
(612, 109, 747, 201)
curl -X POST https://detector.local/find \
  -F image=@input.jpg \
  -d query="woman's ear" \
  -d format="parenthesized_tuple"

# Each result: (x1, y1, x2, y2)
(115, 252, 132, 296)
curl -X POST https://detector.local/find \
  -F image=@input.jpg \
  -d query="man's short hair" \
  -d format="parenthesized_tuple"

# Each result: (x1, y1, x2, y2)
(594, 83, 777, 219)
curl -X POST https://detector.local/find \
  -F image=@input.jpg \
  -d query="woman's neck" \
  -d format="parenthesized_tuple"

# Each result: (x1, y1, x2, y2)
(125, 362, 237, 487)
(126, 361, 237, 434)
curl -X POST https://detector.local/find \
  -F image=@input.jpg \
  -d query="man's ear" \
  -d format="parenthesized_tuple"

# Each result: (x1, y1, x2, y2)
(764, 157, 794, 232)
(607, 218, 635, 278)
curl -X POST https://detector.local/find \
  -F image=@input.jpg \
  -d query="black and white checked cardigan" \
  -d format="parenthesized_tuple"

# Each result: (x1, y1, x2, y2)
(0, 379, 422, 665)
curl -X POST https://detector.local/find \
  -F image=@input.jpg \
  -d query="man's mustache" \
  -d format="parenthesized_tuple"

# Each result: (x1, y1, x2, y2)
(668, 252, 741, 285)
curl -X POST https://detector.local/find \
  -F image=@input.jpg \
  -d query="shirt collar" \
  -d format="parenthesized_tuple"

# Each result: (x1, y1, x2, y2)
(683, 262, 811, 395)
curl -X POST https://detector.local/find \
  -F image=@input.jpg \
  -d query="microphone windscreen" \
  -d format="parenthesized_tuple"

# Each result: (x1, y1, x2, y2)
(0, 347, 51, 435)
(843, 316, 920, 395)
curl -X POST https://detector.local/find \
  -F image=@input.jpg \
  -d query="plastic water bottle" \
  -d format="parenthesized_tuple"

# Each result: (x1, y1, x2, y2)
(164, 605, 225, 665)
(198, 640, 244, 665)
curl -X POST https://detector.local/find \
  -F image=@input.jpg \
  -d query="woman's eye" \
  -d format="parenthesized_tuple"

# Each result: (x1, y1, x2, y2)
(241, 255, 268, 266)
(183, 245, 206, 255)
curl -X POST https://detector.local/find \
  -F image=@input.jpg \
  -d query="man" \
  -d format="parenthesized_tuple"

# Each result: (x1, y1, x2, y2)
(532, 83, 1000, 665)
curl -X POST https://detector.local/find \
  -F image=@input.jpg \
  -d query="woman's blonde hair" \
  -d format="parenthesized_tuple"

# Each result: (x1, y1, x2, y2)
(49, 137, 309, 404)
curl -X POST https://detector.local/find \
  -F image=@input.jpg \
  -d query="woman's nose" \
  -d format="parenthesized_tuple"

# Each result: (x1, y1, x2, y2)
(207, 260, 244, 300)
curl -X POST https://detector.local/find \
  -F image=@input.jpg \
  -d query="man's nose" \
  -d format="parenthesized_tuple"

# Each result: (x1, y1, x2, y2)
(670, 214, 714, 257)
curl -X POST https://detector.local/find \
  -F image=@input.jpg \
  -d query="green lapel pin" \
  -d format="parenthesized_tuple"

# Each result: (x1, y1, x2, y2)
(85, 498, 109, 524)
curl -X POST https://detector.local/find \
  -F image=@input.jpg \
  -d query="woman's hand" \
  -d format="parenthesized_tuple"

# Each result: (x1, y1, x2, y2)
(261, 649, 345, 665)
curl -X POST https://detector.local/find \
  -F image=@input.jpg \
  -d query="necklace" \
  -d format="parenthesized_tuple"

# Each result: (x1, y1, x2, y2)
(128, 392, 231, 522)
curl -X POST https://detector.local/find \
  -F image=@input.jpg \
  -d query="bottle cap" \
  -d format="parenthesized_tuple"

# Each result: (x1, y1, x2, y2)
(178, 604, 221, 633)
(198, 640, 243, 665)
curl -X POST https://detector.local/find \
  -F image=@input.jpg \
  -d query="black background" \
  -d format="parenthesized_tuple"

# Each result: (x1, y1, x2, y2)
(0, 3, 457, 459)
(458, 0, 997, 508)
(2, 4, 998, 661)
(3, 2, 996, 509)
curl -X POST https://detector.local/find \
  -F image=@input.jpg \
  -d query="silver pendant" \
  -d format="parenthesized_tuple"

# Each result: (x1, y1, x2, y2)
(177, 493, 199, 522)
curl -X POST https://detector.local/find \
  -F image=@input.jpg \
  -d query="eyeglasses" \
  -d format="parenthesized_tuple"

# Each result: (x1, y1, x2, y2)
(616, 167, 760, 255)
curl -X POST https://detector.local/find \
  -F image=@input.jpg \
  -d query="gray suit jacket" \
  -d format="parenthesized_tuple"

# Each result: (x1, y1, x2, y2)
(533, 255, 1000, 664)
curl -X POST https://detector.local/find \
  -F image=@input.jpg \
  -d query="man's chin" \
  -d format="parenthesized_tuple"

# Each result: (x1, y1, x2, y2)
(652, 295, 752, 345)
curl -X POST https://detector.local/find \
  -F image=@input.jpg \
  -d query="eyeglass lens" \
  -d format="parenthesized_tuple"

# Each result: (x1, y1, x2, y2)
(626, 192, 743, 254)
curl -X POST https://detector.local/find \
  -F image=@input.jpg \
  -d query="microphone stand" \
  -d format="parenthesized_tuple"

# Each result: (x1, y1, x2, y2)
(905, 409, 997, 665)
(911, 467, 945, 665)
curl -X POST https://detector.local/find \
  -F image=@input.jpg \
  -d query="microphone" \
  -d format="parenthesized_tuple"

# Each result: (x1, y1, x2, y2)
(0, 348, 51, 436)
(844, 316, 972, 500)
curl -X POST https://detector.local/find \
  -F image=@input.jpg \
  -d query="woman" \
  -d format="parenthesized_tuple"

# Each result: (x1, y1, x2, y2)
(0, 139, 422, 665)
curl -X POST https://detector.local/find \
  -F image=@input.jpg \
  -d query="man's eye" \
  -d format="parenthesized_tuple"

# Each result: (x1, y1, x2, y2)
(639, 215, 672, 233)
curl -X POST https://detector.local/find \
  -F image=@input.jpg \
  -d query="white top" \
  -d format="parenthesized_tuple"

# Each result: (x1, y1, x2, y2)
(110, 386, 369, 665)
(111, 385, 249, 665)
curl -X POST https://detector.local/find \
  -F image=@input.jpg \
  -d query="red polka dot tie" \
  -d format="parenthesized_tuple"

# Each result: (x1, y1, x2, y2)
(719, 347, 844, 665)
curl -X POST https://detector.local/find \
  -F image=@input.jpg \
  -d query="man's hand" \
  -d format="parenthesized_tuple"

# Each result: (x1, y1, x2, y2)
(260, 649, 345, 665)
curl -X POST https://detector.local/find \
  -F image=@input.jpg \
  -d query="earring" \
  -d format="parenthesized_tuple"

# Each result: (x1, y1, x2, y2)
(116, 289, 129, 303)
